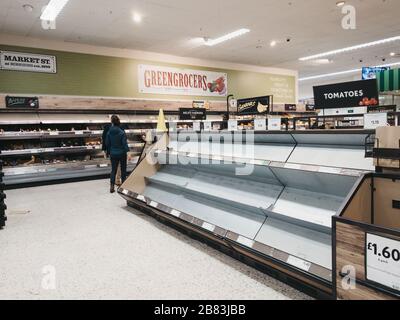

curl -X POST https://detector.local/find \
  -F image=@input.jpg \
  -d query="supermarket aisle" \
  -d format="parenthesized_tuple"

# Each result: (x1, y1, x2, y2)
(0, 180, 310, 300)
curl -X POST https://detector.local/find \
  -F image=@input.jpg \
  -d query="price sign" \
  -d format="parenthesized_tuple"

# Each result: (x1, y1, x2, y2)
(169, 122, 177, 132)
(203, 121, 212, 131)
(366, 233, 400, 292)
(364, 113, 388, 129)
(268, 118, 281, 131)
(228, 120, 238, 131)
(193, 121, 201, 132)
(254, 119, 266, 131)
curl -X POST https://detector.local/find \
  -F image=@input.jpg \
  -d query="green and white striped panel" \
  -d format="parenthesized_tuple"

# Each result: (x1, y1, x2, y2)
(377, 68, 400, 92)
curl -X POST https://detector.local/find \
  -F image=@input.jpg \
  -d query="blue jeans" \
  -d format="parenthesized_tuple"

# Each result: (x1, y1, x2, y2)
(110, 154, 127, 186)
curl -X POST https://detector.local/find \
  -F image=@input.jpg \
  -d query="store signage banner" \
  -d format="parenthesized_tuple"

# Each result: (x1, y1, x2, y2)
(237, 96, 271, 115)
(5, 96, 39, 108)
(313, 79, 379, 109)
(138, 64, 227, 97)
(179, 108, 207, 120)
(0, 51, 57, 74)
(366, 233, 400, 293)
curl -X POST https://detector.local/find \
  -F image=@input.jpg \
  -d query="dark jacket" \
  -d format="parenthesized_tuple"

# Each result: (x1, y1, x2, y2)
(105, 125, 129, 157)
(102, 124, 112, 152)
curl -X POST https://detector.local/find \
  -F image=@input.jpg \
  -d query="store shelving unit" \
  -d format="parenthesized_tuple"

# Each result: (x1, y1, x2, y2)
(0, 108, 227, 188)
(0, 158, 6, 229)
(119, 129, 376, 298)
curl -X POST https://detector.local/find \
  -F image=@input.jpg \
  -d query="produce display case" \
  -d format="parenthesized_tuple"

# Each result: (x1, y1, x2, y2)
(118, 129, 375, 298)
(0, 111, 148, 188)
(0, 108, 227, 188)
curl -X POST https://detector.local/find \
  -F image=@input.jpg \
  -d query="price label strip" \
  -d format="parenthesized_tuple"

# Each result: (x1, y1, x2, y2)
(366, 233, 400, 293)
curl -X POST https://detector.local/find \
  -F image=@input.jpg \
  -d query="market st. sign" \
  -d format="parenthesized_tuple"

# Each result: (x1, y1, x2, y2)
(138, 64, 227, 97)
(0, 51, 57, 74)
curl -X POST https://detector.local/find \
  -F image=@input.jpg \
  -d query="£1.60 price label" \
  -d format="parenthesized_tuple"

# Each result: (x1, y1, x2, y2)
(366, 233, 400, 292)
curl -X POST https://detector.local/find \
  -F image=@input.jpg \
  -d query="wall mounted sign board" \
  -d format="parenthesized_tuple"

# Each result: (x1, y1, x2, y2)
(366, 233, 400, 293)
(237, 96, 272, 115)
(285, 104, 297, 111)
(313, 79, 379, 109)
(362, 67, 390, 80)
(0, 51, 57, 74)
(192, 101, 205, 108)
(138, 64, 227, 97)
(179, 108, 206, 121)
(5, 96, 39, 108)
(306, 104, 315, 111)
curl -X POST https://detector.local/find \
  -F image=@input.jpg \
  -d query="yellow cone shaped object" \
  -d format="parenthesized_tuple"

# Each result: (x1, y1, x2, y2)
(157, 109, 168, 132)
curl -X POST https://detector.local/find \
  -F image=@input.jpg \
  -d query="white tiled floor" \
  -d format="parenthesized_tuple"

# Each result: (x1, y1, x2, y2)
(0, 179, 311, 300)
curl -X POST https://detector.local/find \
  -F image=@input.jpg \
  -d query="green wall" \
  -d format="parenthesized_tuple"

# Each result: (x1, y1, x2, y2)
(0, 45, 296, 103)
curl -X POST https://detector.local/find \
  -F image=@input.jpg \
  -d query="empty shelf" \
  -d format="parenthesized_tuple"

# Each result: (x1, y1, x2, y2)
(169, 141, 295, 162)
(255, 217, 332, 269)
(147, 166, 282, 213)
(143, 183, 265, 239)
(269, 187, 344, 231)
(288, 145, 374, 171)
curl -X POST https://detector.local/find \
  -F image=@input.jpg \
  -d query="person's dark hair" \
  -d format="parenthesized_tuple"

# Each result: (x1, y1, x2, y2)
(111, 115, 121, 126)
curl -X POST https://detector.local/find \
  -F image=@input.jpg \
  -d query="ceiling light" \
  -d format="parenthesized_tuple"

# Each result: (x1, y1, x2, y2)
(133, 12, 142, 23)
(204, 28, 250, 46)
(336, 1, 346, 7)
(299, 36, 400, 61)
(313, 59, 332, 65)
(299, 61, 400, 81)
(40, 0, 69, 21)
(390, 52, 396, 57)
(270, 40, 277, 47)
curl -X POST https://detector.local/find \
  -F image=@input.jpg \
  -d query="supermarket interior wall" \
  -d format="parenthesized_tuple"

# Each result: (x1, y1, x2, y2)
(0, 43, 298, 105)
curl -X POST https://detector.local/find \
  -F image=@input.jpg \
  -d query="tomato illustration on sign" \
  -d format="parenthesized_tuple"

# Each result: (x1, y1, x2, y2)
(207, 76, 227, 95)
(359, 97, 379, 106)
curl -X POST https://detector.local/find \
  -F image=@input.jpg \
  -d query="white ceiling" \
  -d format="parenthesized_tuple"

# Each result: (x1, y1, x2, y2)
(1, 0, 400, 98)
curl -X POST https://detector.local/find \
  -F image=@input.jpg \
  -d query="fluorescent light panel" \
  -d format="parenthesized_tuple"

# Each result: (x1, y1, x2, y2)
(299, 61, 400, 81)
(299, 36, 400, 61)
(40, 0, 70, 21)
(205, 28, 250, 46)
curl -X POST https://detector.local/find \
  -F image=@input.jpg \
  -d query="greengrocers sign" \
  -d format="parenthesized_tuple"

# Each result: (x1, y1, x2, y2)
(0, 51, 57, 74)
(138, 64, 227, 97)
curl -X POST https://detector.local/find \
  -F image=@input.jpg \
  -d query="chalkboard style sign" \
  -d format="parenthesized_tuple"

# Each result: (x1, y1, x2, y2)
(285, 104, 297, 111)
(237, 96, 272, 115)
(313, 79, 379, 109)
(306, 104, 315, 111)
(179, 108, 206, 120)
(6, 96, 39, 108)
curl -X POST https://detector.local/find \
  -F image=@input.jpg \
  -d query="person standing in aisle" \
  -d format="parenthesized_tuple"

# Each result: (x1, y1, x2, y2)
(102, 116, 122, 186)
(106, 115, 129, 193)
